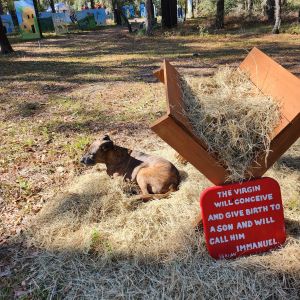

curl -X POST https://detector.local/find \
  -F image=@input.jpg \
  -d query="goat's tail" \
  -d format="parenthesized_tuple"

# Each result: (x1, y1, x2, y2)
(132, 190, 173, 202)
(127, 186, 176, 209)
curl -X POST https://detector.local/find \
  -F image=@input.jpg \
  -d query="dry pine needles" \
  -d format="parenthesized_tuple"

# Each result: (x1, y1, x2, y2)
(181, 66, 281, 182)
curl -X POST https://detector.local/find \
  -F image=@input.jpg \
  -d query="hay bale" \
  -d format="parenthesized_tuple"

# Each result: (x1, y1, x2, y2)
(181, 66, 281, 182)
(27, 150, 211, 258)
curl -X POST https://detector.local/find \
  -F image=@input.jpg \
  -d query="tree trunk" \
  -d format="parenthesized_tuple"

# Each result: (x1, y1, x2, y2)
(49, 0, 55, 13)
(0, 0, 4, 15)
(91, 0, 95, 9)
(161, 0, 177, 28)
(150, 0, 155, 22)
(216, 0, 224, 29)
(272, 0, 281, 34)
(119, 8, 132, 32)
(192, 0, 195, 18)
(187, 0, 192, 18)
(8, 6, 18, 28)
(112, 0, 122, 25)
(184, 0, 187, 21)
(0, 15, 14, 54)
(113, 0, 132, 33)
(247, 0, 253, 14)
(145, 0, 153, 35)
(266, 0, 275, 23)
(32, 0, 43, 38)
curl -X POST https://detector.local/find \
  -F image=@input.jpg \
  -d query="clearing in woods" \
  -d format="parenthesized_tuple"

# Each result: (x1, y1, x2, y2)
(0, 20, 299, 299)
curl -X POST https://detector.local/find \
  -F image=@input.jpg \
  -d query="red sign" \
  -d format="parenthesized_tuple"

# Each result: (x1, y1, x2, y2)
(200, 177, 286, 259)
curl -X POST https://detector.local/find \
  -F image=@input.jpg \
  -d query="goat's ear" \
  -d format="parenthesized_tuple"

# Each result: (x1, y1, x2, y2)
(102, 134, 111, 141)
(101, 141, 113, 151)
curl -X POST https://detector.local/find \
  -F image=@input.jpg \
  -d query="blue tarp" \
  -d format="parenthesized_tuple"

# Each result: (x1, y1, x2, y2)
(76, 9, 107, 26)
(76, 10, 97, 29)
(0, 14, 14, 34)
(39, 12, 52, 18)
(38, 12, 54, 32)
(52, 12, 71, 33)
(87, 8, 107, 25)
(140, 3, 146, 17)
(122, 5, 129, 18)
(129, 4, 134, 18)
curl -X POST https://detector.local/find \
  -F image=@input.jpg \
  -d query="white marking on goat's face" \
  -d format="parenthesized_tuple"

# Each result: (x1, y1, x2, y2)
(80, 137, 114, 165)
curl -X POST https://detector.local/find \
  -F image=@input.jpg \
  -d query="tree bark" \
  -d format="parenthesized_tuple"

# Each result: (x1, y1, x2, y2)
(112, 0, 122, 25)
(32, 0, 43, 38)
(216, 0, 224, 29)
(91, 0, 95, 9)
(266, 0, 275, 23)
(161, 0, 177, 28)
(187, 0, 192, 18)
(0, 0, 4, 15)
(0, 15, 14, 54)
(247, 0, 253, 14)
(119, 8, 132, 32)
(112, 0, 132, 32)
(49, 0, 55, 13)
(145, 0, 153, 35)
(192, 0, 195, 18)
(150, 0, 155, 22)
(272, 0, 281, 34)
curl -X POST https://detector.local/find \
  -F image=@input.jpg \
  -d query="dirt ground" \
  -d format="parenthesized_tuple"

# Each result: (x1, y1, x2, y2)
(0, 19, 299, 298)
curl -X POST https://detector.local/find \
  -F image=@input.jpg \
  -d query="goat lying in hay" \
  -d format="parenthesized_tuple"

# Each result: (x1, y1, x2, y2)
(81, 135, 180, 201)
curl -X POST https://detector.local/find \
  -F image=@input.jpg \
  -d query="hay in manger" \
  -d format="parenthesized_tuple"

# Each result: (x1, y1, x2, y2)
(181, 66, 281, 182)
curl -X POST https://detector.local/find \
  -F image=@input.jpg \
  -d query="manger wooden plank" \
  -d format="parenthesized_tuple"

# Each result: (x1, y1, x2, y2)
(153, 65, 165, 83)
(163, 60, 211, 150)
(153, 49, 299, 186)
(241, 47, 300, 178)
(248, 114, 300, 178)
(239, 47, 300, 134)
(151, 114, 228, 185)
(163, 60, 195, 133)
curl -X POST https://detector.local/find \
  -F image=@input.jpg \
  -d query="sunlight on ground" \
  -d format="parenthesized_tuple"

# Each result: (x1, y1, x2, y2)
(0, 22, 299, 298)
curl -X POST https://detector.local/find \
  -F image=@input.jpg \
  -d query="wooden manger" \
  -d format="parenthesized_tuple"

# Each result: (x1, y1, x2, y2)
(151, 47, 300, 186)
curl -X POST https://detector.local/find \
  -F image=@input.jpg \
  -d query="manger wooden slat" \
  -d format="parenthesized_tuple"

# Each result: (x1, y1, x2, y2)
(163, 60, 217, 151)
(151, 115, 228, 185)
(164, 60, 194, 132)
(249, 114, 300, 178)
(152, 48, 300, 186)
(239, 47, 300, 133)
(240, 47, 300, 178)
(153, 66, 165, 83)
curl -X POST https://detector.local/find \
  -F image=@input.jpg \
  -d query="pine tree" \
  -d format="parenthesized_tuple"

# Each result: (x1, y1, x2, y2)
(272, 0, 281, 34)
(145, 0, 153, 35)
(161, 0, 177, 28)
(0, 15, 14, 54)
(216, 0, 224, 29)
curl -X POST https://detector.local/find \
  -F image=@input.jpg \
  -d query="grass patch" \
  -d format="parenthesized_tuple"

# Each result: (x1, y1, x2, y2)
(0, 18, 299, 299)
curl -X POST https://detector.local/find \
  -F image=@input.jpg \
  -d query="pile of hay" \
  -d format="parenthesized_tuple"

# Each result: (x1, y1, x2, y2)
(17, 144, 300, 299)
(181, 67, 281, 182)
(26, 158, 208, 259)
